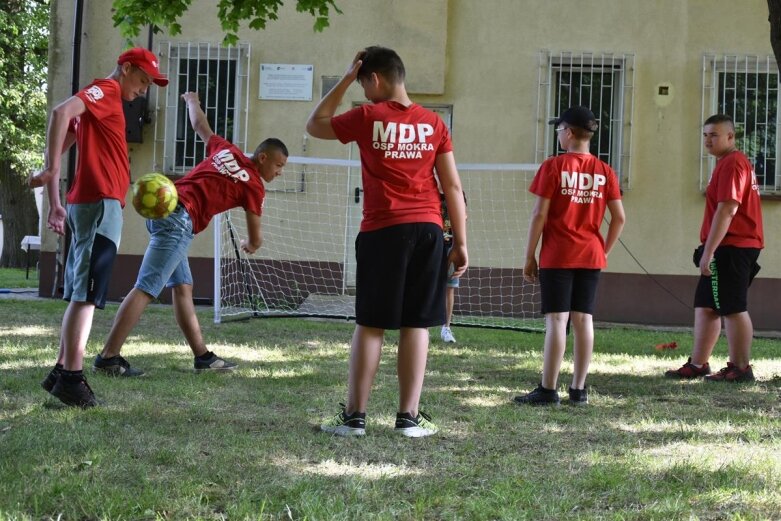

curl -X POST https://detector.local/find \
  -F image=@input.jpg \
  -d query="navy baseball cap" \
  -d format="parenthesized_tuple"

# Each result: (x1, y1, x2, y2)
(549, 106, 599, 132)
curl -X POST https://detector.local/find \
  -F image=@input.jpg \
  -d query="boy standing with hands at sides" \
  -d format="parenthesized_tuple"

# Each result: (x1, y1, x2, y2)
(514, 106, 625, 406)
(440, 190, 467, 344)
(92, 91, 288, 376)
(306, 46, 468, 437)
(30, 48, 168, 408)
(665, 114, 763, 382)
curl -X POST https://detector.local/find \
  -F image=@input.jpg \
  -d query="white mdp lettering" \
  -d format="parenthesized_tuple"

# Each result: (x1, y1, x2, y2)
(560, 171, 606, 191)
(373, 122, 435, 143)
(213, 149, 250, 182)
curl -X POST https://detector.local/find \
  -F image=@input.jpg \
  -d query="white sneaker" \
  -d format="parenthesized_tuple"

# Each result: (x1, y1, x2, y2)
(440, 326, 456, 343)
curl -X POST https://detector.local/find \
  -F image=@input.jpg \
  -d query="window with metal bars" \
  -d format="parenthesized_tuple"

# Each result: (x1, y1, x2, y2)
(536, 51, 635, 188)
(701, 54, 779, 194)
(155, 43, 250, 175)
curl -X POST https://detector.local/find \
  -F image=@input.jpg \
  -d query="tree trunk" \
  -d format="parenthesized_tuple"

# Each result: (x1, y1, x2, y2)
(0, 159, 40, 268)
(769, 0, 781, 70)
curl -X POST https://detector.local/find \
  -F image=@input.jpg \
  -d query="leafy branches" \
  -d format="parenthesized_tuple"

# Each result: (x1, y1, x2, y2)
(112, 0, 341, 46)
(0, 0, 49, 175)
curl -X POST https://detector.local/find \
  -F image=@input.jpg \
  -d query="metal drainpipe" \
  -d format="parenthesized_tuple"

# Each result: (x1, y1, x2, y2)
(53, 0, 84, 297)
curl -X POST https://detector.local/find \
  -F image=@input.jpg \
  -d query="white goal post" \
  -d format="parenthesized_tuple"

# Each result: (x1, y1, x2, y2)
(214, 156, 543, 330)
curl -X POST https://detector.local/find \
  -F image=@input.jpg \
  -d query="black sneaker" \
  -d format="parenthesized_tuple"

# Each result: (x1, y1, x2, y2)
(50, 374, 98, 408)
(93, 354, 145, 377)
(194, 351, 238, 372)
(394, 410, 439, 438)
(320, 403, 366, 436)
(568, 386, 588, 406)
(513, 384, 560, 406)
(41, 367, 61, 393)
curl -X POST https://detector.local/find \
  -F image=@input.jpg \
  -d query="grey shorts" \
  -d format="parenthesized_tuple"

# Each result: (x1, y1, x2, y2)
(63, 200, 123, 309)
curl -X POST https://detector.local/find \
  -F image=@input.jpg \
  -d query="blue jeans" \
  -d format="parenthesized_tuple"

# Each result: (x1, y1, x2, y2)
(135, 205, 195, 297)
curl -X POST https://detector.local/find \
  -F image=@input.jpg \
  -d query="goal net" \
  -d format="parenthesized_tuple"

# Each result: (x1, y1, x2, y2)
(214, 156, 543, 330)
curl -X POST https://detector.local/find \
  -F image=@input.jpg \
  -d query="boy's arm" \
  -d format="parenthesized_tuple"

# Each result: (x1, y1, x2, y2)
(604, 199, 626, 258)
(436, 152, 468, 277)
(182, 92, 215, 143)
(523, 196, 550, 283)
(28, 95, 86, 236)
(241, 211, 262, 254)
(305, 52, 364, 140)
(699, 200, 738, 276)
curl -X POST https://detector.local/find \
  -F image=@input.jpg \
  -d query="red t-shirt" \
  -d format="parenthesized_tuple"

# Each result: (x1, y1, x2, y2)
(175, 135, 265, 234)
(529, 152, 622, 269)
(700, 150, 764, 248)
(66, 79, 129, 206)
(331, 102, 453, 232)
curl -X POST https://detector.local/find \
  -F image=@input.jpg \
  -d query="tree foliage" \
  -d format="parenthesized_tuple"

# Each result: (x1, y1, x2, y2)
(0, 0, 48, 267)
(0, 0, 49, 175)
(112, 0, 342, 46)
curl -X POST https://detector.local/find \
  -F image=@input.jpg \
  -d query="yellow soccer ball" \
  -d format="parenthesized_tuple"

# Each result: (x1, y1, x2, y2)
(132, 173, 178, 219)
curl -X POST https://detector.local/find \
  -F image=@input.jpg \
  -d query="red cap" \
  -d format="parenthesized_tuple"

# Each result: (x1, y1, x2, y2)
(117, 48, 168, 87)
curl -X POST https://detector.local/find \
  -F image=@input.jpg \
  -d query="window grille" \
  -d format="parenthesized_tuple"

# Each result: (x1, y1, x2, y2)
(701, 54, 779, 194)
(153, 42, 251, 175)
(536, 51, 635, 188)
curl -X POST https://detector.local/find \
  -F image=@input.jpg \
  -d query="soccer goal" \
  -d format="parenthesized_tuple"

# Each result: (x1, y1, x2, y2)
(214, 156, 543, 330)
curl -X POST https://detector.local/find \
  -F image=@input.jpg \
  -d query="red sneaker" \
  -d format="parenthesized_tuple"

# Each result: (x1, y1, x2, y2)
(704, 362, 755, 382)
(664, 357, 711, 379)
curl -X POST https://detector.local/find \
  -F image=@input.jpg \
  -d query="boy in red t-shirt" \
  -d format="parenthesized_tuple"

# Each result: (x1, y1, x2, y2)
(514, 106, 625, 406)
(306, 46, 468, 437)
(665, 114, 763, 382)
(93, 91, 288, 376)
(30, 48, 168, 408)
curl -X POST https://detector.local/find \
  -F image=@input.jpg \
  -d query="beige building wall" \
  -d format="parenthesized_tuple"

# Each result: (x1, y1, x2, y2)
(44, 0, 778, 324)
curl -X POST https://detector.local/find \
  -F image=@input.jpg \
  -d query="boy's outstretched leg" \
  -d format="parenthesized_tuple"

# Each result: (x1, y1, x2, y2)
(94, 288, 152, 376)
(172, 284, 237, 372)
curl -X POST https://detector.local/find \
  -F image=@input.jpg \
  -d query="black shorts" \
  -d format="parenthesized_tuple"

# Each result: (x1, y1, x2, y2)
(539, 269, 601, 315)
(694, 246, 761, 315)
(355, 223, 446, 329)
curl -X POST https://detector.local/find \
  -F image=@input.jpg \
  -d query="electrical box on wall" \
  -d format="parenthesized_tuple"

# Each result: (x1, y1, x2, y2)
(123, 97, 147, 143)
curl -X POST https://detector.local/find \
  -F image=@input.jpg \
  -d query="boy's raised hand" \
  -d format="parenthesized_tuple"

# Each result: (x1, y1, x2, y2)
(181, 91, 200, 105)
(343, 51, 365, 82)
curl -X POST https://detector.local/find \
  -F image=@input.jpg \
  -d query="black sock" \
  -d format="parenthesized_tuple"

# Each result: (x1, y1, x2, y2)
(61, 369, 84, 383)
(196, 351, 214, 361)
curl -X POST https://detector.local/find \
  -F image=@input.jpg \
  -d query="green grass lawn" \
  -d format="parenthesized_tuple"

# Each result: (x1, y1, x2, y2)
(1, 297, 780, 520)
(0, 268, 39, 290)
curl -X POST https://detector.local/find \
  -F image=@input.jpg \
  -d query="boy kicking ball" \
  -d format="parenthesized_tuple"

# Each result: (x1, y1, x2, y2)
(92, 92, 288, 377)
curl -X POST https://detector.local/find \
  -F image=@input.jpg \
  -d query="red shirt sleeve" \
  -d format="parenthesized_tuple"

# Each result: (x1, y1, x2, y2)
(331, 106, 366, 144)
(529, 159, 557, 199)
(715, 155, 751, 204)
